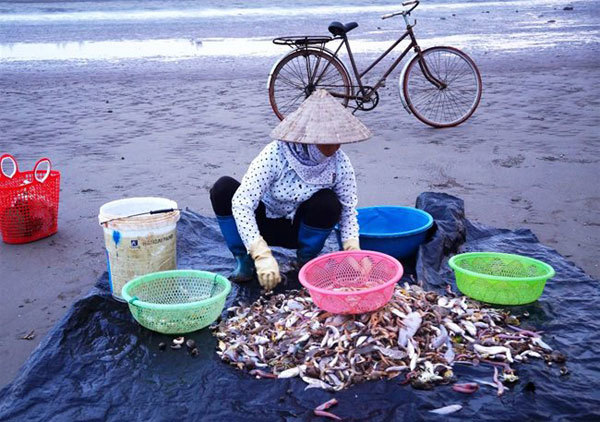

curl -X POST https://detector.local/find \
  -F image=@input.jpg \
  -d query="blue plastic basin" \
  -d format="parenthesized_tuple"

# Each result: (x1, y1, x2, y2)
(338, 206, 434, 258)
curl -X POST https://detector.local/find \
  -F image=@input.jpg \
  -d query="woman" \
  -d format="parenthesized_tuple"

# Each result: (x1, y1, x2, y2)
(210, 90, 372, 290)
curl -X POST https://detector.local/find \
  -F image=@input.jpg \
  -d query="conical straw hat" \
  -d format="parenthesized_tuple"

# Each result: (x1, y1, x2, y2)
(270, 89, 372, 145)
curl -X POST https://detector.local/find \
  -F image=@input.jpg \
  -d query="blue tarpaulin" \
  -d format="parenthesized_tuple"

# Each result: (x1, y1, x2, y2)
(1, 193, 598, 421)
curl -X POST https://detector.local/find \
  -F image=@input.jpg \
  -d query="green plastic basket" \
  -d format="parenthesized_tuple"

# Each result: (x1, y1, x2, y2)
(121, 270, 231, 334)
(448, 252, 555, 305)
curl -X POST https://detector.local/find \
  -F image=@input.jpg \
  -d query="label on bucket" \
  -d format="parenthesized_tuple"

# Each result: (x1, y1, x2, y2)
(139, 232, 174, 246)
(104, 228, 177, 299)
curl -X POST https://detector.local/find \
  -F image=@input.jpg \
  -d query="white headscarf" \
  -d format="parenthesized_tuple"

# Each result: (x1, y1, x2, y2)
(280, 141, 337, 185)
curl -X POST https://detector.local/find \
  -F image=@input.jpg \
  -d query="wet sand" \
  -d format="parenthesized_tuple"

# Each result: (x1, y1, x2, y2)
(1, 2, 599, 388)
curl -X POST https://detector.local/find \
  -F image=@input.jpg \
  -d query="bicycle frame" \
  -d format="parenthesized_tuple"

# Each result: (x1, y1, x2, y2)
(270, 0, 482, 126)
(311, 20, 446, 102)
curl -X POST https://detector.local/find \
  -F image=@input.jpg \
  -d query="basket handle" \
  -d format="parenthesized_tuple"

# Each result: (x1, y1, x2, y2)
(33, 158, 52, 183)
(0, 154, 19, 179)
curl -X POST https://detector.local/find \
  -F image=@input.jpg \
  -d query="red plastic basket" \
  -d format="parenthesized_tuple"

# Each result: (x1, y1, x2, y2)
(299, 250, 403, 314)
(0, 154, 60, 244)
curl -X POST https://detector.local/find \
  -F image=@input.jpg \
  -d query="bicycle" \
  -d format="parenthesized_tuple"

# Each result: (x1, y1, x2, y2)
(268, 1, 482, 128)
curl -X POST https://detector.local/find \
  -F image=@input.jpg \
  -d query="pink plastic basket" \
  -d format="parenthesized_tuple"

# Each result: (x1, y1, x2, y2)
(299, 250, 403, 314)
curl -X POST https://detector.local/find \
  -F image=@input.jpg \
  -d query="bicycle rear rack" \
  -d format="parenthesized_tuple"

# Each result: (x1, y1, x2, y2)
(273, 36, 334, 49)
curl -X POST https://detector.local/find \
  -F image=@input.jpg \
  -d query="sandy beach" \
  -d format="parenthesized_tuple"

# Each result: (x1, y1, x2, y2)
(1, 0, 599, 388)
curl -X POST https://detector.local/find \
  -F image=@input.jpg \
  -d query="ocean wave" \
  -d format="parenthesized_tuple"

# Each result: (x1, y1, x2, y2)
(0, 0, 569, 23)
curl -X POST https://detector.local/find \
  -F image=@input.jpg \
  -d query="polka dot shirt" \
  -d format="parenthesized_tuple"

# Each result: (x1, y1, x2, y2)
(232, 141, 359, 248)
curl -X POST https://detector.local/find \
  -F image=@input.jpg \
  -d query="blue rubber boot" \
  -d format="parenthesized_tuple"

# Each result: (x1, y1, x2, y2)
(216, 215, 255, 282)
(297, 222, 334, 267)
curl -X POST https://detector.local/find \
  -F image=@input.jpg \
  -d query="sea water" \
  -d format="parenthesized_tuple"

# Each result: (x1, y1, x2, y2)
(0, 0, 598, 62)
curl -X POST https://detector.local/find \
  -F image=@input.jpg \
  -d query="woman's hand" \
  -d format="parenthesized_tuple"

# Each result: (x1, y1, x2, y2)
(249, 236, 281, 290)
(342, 238, 360, 251)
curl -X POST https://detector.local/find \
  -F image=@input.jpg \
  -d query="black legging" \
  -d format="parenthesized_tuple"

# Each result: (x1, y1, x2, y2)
(210, 176, 342, 249)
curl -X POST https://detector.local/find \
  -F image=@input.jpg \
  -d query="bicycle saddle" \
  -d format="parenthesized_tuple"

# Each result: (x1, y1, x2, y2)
(328, 21, 358, 36)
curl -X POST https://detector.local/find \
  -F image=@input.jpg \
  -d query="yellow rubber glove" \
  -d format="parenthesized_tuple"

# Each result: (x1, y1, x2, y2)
(342, 238, 360, 251)
(249, 236, 281, 290)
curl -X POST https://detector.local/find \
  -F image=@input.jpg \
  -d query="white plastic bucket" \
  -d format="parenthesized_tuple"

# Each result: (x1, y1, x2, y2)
(98, 197, 180, 301)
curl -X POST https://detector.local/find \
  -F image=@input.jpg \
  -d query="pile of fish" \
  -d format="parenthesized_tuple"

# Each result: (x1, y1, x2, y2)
(213, 283, 565, 393)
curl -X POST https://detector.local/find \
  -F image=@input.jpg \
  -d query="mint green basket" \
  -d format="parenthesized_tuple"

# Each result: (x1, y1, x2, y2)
(448, 252, 555, 305)
(121, 270, 231, 334)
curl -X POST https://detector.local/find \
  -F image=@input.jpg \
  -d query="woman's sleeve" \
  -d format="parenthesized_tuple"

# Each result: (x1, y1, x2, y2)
(232, 142, 281, 249)
(334, 152, 359, 242)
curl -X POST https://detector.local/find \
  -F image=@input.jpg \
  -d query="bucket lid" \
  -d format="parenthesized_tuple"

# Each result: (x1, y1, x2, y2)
(99, 197, 180, 229)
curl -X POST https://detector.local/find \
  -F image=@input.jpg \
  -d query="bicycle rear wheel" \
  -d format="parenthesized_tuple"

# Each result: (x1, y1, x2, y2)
(269, 49, 350, 120)
(403, 46, 482, 128)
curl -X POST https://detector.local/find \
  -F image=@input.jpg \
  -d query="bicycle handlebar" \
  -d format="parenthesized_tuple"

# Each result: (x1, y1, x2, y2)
(381, 11, 401, 20)
(381, 1, 420, 20)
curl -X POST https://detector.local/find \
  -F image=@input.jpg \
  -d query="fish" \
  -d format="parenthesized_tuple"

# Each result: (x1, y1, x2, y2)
(302, 376, 335, 391)
(398, 312, 422, 347)
(254, 336, 270, 345)
(286, 300, 304, 311)
(385, 365, 409, 373)
(444, 320, 465, 335)
(531, 337, 553, 351)
(316, 398, 338, 411)
(431, 325, 449, 349)
(444, 341, 455, 363)
(452, 383, 479, 394)
(429, 404, 462, 415)
(474, 345, 514, 363)
(508, 325, 542, 337)
(391, 308, 407, 319)
(314, 410, 342, 420)
(462, 320, 478, 337)
(517, 350, 543, 360)
(473, 379, 511, 391)
(249, 369, 277, 379)
(278, 366, 303, 378)
(376, 346, 407, 360)
(213, 284, 562, 393)
(493, 367, 505, 396)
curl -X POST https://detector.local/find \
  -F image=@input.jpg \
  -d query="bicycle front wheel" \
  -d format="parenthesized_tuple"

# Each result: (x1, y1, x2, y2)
(403, 46, 482, 128)
(269, 49, 350, 120)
